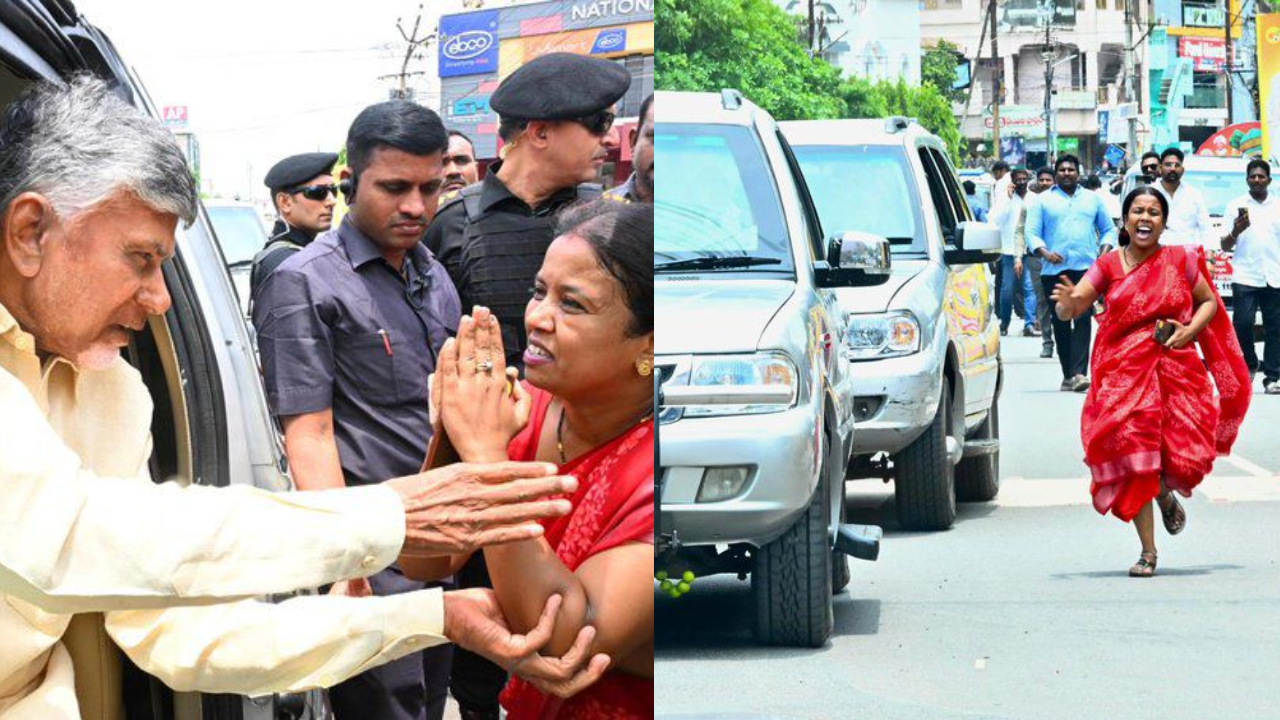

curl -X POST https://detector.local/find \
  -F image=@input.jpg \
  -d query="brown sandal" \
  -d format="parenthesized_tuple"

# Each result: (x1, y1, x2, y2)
(1159, 492, 1186, 535)
(1129, 551, 1157, 578)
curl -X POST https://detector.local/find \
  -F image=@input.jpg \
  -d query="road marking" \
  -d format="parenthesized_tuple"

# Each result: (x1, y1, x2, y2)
(1219, 453, 1272, 479)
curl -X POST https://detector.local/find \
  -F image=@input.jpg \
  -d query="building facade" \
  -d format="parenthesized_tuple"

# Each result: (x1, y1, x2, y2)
(1148, 0, 1260, 153)
(775, 0, 922, 85)
(436, 0, 654, 170)
(922, 0, 1153, 171)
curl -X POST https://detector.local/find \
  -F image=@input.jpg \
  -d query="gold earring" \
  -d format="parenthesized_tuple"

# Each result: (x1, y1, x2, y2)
(637, 359, 652, 377)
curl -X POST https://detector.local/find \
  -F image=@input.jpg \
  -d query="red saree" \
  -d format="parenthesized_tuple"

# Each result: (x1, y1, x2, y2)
(500, 386, 655, 720)
(1082, 245, 1250, 521)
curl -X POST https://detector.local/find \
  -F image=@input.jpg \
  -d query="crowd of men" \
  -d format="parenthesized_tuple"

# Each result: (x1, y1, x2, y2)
(977, 149, 1280, 396)
(238, 53, 654, 720)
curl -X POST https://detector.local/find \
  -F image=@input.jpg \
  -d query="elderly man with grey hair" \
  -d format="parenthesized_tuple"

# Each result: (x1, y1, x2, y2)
(0, 76, 607, 718)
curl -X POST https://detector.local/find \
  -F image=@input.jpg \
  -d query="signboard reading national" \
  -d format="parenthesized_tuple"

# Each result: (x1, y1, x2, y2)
(440, 10, 500, 78)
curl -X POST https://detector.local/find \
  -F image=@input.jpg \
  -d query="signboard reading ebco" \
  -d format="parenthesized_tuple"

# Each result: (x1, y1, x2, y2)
(440, 10, 501, 78)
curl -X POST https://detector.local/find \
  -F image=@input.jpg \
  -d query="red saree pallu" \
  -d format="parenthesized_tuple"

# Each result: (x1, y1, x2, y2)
(1081, 245, 1250, 521)
(501, 386, 655, 720)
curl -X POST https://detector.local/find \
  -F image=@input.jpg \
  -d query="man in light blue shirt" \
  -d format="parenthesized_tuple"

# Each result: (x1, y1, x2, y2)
(1025, 154, 1117, 392)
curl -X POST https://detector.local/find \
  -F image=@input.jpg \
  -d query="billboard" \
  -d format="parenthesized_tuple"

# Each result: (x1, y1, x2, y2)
(1178, 37, 1225, 71)
(161, 105, 188, 129)
(983, 105, 1047, 140)
(439, 10, 500, 78)
(1262, 14, 1280, 162)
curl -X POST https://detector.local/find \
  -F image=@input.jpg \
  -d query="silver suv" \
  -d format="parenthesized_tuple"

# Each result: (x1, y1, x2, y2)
(782, 119, 1004, 531)
(655, 90, 884, 647)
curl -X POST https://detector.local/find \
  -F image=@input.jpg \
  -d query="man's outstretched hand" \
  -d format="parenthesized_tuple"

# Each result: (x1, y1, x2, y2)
(387, 462, 576, 557)
(443, 589, 611, 699)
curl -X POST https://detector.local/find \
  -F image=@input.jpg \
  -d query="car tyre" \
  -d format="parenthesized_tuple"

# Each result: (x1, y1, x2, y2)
(752, 432, 834, 647)
(956, 399, 1000, 502)
(893, 378, 957, 531)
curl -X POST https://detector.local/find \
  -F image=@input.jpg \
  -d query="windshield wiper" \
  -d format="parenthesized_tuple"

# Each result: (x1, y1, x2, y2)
(654, 255, 783, 272)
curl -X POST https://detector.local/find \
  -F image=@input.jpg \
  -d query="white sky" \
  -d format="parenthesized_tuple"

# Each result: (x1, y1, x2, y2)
(74, 0, 472, 201)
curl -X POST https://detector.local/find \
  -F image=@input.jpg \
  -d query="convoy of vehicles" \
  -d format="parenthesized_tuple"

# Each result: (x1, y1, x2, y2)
(654, 88, 1002, 648)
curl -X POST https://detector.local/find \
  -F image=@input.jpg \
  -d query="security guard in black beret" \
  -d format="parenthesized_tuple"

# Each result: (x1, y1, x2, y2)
(425, 52, 630, 371)
(424, 51, 629, 720)
(248, 151, 339, 302)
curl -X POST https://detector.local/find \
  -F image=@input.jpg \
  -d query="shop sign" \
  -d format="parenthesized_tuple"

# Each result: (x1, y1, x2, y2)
(440, 10, 500, 78)
(982, 105, 1046, 140)
(1179, 37, 1226, 71)
(570, 0, 653, 23)
(161, 105, 188, 129)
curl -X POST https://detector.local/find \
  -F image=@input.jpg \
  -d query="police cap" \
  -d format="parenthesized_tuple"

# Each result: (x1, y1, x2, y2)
(264, 152, 339, 192)
(490, 52, 630, 121)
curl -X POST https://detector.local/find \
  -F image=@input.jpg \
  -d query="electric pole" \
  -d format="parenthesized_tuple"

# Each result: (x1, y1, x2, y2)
(1043, 2, 1054, 161)
(1224, 0, 1234, 124)
(990, 0, 1001, 160)
(381, 5, 434, 100)
(808, 0, 815, 55)
(1124, 0, 1138, 158)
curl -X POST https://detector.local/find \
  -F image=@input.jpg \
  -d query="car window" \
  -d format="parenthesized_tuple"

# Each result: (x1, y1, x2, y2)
(206, 206, 267, 265)
(1182, 170, 1241, 216)
(655, 123, 795, 274)
(930, 148, 972, 227)
(793, 145, 925, 255)
(918, 146, 959, 240)
(776, 130, 826, 261)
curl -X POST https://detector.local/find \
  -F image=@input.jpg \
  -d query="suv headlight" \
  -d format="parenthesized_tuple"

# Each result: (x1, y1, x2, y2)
(843, 311, 921, 361)
(665, 354, 799, 417)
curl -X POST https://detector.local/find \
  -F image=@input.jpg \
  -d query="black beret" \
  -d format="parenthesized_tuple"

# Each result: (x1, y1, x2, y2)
(490, 52, 630, 121)
(264, 152, 339, 192)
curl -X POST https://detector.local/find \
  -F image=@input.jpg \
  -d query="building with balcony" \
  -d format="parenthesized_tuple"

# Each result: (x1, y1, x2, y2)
(922, 0, 1153, 171)
(1147, 0, 1258, 153)
(775, 0, 921, 85)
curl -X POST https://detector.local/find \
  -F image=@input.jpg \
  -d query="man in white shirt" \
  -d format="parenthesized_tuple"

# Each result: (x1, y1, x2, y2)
(1155, 147, 1215, 247)
(0, 77, 604, 719)
(990, 168, 1036, 336)
(989, 160, 1012, 216)
(1223, 158, 1280, 394)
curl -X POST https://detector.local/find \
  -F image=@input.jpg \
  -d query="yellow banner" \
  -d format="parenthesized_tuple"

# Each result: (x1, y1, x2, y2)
(1262, 14, 1280, 162)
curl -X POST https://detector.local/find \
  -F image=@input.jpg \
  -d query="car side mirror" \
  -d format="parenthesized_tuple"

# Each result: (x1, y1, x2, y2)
(945, 221, 1002, 265)
(816, 231, 891, 287)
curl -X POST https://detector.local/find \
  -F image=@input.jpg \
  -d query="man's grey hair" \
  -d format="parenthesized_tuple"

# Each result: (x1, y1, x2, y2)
(0, 74, 197, 226)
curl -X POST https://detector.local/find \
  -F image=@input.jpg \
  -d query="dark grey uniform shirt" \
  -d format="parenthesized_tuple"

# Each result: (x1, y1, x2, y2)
(253, 215, 461, 485)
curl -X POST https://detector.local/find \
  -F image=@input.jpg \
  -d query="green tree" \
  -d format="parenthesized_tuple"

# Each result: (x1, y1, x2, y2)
(656, 0, 844, 120)
(839, 78, 963, 164)
(921, 40, 969, 104)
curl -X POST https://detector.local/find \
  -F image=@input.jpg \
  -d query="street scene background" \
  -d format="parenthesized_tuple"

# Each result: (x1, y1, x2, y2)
(656, 333, 1280, 720)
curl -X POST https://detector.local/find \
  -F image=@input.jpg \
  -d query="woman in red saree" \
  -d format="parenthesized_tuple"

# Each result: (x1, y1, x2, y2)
(1051, 186, 1250, 577)
(416, 200, 655, 718)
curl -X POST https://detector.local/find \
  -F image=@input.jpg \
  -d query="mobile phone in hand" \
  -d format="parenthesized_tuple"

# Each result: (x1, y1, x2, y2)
(1154, 319, 1174, 345)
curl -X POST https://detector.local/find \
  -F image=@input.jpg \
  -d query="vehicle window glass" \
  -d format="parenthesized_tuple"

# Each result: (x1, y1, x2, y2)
(931, 148, 972, 227)
(918, 147, 958, 237)
(207, 206, 267, 264)
(776, 130, 825, 261)
(793, 145, 925, 255)
(1181, 171, 1239, 215)
(655, 123, 795, 274)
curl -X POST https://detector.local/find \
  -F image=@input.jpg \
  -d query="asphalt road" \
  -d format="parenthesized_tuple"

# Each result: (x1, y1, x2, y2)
(656, 328, 1280, 720)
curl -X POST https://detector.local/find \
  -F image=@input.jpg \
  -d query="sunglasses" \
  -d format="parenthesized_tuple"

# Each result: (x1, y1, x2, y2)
(571, 110, 615, 136)
(290, 184, 337, 201)
(1141, 164, 1159, 172)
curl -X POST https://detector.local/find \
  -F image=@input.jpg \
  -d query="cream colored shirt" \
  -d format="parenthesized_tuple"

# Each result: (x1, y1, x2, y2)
(0, 303, 447, 718)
